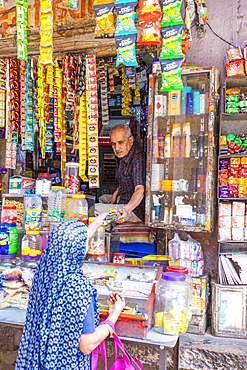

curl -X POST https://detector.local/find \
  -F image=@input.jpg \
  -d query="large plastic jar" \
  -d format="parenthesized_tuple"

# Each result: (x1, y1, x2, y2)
(36, 173, 51, 195)
(87, 217, 105, 255)
(47, 186, 66, 222)
(21, 231, 42, 262)
(87, 253, 107, 263)
(65, 162, 80, 194)
(1, 205, 17, 224)
(68, 194, 88, 224)
(0, 223, 18, 257)
(154, 272, 190, 335)
(2, 223, 18, 257)
(25, 194, 43, 231)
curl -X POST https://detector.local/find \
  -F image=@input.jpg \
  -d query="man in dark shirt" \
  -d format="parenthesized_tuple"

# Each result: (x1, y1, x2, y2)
(99, 124, 145, 223)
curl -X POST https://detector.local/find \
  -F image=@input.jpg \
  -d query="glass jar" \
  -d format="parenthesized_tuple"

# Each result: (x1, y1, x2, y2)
(47, 186, 66, 222)
(87, 217, 105, 255)
(65, 162, 80, 194)
(1, 205, 17, 224)
(87, 253, 107, 263)
(36, 173, 51, 195)
(25, 194, 43, 231)
(154, 272, 190, 335)
(21, 231, 42, 262)
(68, 194, 88, 224)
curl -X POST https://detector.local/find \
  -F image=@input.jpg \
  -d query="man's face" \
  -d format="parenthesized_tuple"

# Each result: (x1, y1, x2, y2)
(110, 128, 133, 158)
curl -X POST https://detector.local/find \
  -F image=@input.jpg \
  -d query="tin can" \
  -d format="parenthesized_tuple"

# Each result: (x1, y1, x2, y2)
(113, 252, 125, 264)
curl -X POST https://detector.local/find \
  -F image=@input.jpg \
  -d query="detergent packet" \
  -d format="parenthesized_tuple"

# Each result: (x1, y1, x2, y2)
(160, 0, 183, 27)
(160, 58, 184, 91)
(115, 2, 137, 35)
(160, 24, 184, 59)
(115, 33, 138, 67)
(94, 3, 115, 38)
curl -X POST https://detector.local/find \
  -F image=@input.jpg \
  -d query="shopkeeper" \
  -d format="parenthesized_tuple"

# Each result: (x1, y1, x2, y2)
(99, 124, 145, 223)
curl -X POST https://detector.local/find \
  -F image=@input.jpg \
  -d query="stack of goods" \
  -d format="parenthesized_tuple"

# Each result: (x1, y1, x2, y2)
(39, 0, 53, 65)
(220, 133, 247, 155)
(0, 59, 6, 138)
(226, 46, 246, 78)
(168, 233, 204, 277)
(225, 88, 247, 114)
(218, 201, 247, 241)
(219, 158, 247, 198)
(16, 0, 28, 61)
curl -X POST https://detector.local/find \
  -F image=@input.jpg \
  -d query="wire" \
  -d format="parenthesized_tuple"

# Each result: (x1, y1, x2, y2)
(206, 22, 237, 48)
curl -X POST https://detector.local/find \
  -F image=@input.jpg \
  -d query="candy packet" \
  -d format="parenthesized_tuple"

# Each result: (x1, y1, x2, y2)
(94, 3, 115, 38)
(226, 46, 243, 62)
(160, 0, 183, 27)
(160, 58, 184, 91)
(115, 2, 137, 35)
(160, 24, 184, 59)
(115, 33, 138, 67)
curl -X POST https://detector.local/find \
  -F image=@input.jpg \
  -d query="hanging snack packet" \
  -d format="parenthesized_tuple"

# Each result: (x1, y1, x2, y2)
(138, 20, 162, 45)
(115, 33, 138, 67)
(160, 24, 183, 59)
(226, 59, 245, 78)
(138, 0, 162, 23)
(94, 3, 115, 38)
(160, 58, 184, 91)
(115, 2, 137, 35)
(160, 0, 183, 27)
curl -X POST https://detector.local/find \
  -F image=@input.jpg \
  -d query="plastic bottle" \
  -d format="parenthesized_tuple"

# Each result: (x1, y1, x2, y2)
(35, 173, 51, 195)
(186, 87, 193, 114)
(164, 134, 171, 157)
(192, 91, 200, 114)
(25, 194, 43, 231)
(47, 186, 66, 222)
(168, 91, 181, 115)
(68, 194, 88, 224)
(168, 233, 181, 261)
(183, 122, 191, 158)
(154, 272, 190, 335)
(21, 230, 42, 268)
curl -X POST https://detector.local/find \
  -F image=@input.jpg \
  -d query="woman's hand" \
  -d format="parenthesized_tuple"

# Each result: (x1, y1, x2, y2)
(107, 293, 125, 318)
(87, 212, 110, 239)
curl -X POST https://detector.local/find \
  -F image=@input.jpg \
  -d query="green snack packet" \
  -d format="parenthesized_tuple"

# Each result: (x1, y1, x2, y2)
(226, 107, 240, 113)
(160, 24, 183, 59)
(161, 0, 183, 27)
(160, 58, 184, 91)
(225, 95, 240, 102)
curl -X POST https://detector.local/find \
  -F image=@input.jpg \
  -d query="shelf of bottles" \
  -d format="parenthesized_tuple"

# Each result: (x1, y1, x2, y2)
(145, 67, 220, 232)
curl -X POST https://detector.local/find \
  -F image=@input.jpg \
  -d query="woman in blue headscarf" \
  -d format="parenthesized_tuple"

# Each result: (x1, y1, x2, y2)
(15, 215, 125, 370)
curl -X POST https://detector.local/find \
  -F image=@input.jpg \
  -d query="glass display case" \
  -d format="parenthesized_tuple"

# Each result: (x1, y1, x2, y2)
(145, 67, 220, 232)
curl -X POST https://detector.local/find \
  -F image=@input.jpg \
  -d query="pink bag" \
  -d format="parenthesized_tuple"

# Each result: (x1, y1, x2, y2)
(91, 321, 143, 370)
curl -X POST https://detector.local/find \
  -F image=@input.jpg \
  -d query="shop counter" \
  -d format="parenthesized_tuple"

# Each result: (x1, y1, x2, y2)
(0, 308, 179, 370)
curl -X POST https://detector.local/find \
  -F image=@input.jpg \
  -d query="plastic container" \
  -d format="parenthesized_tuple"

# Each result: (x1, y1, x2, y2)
(113, 253, 126, 264)
(68, 194, 88, 224)
(65, 162, 80, 194)
(1, 205, 17, 224)
(87, 217, 105, 255)
(35, 173, 51, 195)
(87, 253, 108, 262)
(154, 272, 190, 335)
(21, 231, 42, 262)
(5, 224, 18, 256)
(25, 194, 43, 231)
(47, 186, 66, 222)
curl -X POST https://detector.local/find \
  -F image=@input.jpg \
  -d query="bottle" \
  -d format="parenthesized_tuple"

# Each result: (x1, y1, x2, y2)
(35, 173, 51, 195)
(180, 134, 186, 157)
(183, 122, 191, 158)
(192, 91, 200, 114)
(168, 91, 181, 115)
(173, 135, 181, 157)
(190, 134, 198, 158)
(25, 194, 43, 231)
(154, 272, 190, 335)
(197, 168, 206, 193)
(21, 230, 42, 269)
(164, 134, 171, 158)
(185, 86, 193, 114)
(48, 186, 66, 223)
(68, 194, 88, 224)
(197, 132, 204, 157)
(152, 59, 162, 76)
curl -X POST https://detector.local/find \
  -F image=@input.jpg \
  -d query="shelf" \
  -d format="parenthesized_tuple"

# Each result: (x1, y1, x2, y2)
(156, 113, 208, 119)
(146, 221, 206, 232)
(219, 240, 247, 243)
(221, 113, 247, 121)
(219, 154, 247, 158)
(152, 190, 204, 195)
(218, 198, 247, 200)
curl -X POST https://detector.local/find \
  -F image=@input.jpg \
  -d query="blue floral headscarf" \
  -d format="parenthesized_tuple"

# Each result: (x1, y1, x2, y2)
(15, 220, 99, 370)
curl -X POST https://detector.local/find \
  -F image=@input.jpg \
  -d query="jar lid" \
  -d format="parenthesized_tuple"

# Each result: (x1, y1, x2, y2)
(166, 266, 189, 275)
(88, 217, 96, 222)
(72, 194, 86, 198)
(26, 230, 40, 235)
(0, 254, 16, 258)
(26, 194, 41, 197)
(51, 186, 65, 190)
(38, 173, 50, 178)
(161, 272, 186, 282)
(1, 223, 17, 227)
(3, 205, 16, 210)
(65, 162, 79, 167)
(114, 253, 125, 256)
(87, 253, 106, 257)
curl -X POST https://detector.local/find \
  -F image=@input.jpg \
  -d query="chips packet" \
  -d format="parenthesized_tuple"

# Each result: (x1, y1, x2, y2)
(160, 58, 184, 91)
(160, 0, 183, 27)
(226, 59, 245, 77)
(138, 0, 162, 22)
(138, 20, 162, 45)
(160, 24, 184, 59)
(94, 3, 115, 38)
(115, 2, 138, 35)
(115, 33, 138, 67)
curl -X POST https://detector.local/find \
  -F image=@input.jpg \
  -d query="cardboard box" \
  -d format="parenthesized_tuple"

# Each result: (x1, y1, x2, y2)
(9, 176, 35, 194)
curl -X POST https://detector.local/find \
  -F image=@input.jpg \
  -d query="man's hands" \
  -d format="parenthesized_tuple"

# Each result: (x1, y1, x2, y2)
(106, 190, 119, 204)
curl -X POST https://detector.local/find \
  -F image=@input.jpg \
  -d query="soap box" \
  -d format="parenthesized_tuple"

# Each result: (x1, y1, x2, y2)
(9, 176, 36, 194)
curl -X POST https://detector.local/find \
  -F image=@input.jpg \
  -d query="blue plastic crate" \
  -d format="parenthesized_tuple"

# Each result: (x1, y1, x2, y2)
(119, 242, 156, 257)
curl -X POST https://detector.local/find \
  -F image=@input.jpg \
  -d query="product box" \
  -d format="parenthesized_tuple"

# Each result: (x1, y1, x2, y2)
(9, 176, 36, 194)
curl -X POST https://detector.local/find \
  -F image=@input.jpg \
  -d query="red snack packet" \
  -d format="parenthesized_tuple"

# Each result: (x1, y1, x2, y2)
(226, 59, 245, 77)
